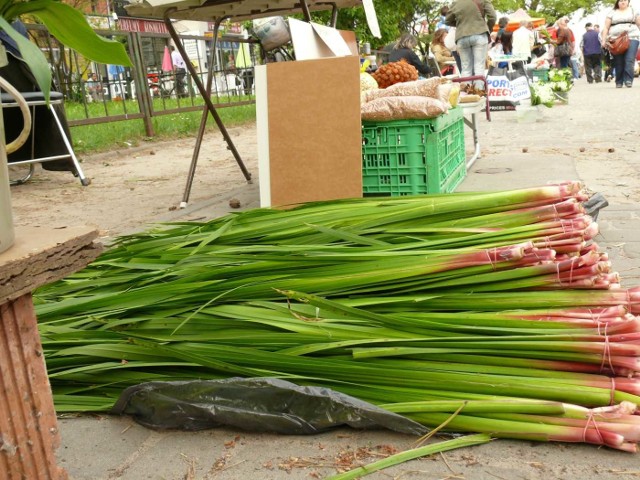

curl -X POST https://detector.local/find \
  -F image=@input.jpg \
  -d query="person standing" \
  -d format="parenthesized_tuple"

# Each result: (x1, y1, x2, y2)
(594, 24, 602, 39)
(581, 23, 603, 83)
(601, 0, 640, 88)
(500, 30, 513, 55)
(436, 6, 450, 31)
(555, 17, 574, 69)
(170, 45, 188, 97)
(446, 0, 497, 90)
(496, 16, 509, 42)
(512, 19, 534, 62)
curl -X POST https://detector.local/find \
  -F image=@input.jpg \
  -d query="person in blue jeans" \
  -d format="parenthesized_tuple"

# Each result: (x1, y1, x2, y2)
(446, 0, 496, 91)
(555, 17, 574, 69)
(601, 0, 640, 88)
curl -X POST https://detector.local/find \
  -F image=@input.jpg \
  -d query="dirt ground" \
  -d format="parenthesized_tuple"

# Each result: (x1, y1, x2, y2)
(8, 123, 259, 241)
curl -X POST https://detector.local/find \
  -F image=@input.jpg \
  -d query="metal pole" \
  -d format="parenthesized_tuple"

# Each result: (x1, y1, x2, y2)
(329, 3, 338, 27)
(163, 10, 252, 205)
(180, 15, 230, 207)
(299, 0, 312, 22)
(130, 31, 155, 137)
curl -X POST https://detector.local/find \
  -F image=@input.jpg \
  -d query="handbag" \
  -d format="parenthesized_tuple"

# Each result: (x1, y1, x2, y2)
(554, 42, 572, 57)
(608, 31, 630, 55)
(531, 43, 547, 57)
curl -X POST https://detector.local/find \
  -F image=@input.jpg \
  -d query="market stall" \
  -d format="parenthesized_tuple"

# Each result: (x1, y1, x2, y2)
(125, 0, 380, 207)
(493, 8, 545, 32)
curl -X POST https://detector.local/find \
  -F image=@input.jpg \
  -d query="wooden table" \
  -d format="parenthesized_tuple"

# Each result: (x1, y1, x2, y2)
(0, 226, 102, 480)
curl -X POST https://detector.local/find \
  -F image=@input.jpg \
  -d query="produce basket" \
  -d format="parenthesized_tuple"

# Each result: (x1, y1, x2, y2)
(361, 108, 466, 196)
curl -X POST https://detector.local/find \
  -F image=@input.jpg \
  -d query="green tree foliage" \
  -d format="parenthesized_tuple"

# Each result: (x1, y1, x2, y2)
(312, 0, 603, 51)
(312, 0, 442, 49)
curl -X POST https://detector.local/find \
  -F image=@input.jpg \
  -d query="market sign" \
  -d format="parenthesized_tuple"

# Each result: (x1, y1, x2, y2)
(486, 73, 531, 111)
(207, 21, 244, 35)
(118, 17, 169, 34)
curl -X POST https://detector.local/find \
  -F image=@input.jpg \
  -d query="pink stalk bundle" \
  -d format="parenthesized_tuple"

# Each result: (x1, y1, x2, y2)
(36, 180, 640, 452)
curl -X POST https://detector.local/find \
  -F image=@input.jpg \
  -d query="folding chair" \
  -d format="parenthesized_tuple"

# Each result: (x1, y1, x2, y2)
(426, 54, 460, 78)
(1, 91, 90, 186)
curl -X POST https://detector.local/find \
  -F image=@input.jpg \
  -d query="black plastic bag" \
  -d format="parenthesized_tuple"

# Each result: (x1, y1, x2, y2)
(532, 43, 547, 57)
(112, 378, 428, 436)
(583, 192, 609, 221)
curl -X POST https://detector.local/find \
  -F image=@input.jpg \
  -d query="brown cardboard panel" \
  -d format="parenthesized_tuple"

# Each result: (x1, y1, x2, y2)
(265, 56, 362, 207)
(339, 30, 359, 56)
(289, 18, 335, 60)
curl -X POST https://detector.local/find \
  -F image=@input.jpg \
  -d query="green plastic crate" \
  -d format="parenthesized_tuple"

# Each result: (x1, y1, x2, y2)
(361, 108, 466, 196)
(532, 69, 549, 82)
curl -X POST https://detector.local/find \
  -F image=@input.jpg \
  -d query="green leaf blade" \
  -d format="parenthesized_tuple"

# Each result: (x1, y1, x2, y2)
(32, 3, 131, 67)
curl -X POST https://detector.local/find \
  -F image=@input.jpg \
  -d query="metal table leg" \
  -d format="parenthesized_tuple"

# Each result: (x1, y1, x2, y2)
(454, 76, 490, 170)
(163, 11, 252, 208)
(463, 110, 481, 169)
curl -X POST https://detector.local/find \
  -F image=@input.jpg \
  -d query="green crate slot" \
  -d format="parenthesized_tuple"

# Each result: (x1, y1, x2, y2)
(361, 109, 466, 197)
(427, 119, 466, 192)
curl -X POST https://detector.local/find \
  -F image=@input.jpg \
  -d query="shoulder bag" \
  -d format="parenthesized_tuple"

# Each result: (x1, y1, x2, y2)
(608, 31, 630, 55)
(554, 42, 572, 57)
(554, 28, 573, 56)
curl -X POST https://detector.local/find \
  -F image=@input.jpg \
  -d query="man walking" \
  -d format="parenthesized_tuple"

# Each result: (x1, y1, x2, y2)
(170, 45, 188, 97)
(581, 22, 602, 83)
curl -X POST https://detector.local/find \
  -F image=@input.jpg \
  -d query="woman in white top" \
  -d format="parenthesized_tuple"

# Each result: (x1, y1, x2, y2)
(601, 0, 640, 88)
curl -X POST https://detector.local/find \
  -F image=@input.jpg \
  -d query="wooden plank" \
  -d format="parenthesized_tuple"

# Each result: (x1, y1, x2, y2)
(0, 295, 67, 479)
(0, 226, 102, 304)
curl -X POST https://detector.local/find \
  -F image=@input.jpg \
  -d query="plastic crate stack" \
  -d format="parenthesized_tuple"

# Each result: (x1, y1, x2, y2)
(361, 108, 466, 196)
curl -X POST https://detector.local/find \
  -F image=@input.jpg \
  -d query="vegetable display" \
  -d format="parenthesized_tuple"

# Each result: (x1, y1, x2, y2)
(36, 182, 640, 452)
(371, 60, 418, 89)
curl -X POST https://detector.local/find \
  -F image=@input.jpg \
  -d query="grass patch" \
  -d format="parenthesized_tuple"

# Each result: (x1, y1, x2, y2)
(66, 99, 256, 155)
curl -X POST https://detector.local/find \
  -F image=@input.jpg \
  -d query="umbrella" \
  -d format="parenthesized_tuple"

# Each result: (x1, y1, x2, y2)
(235, 42, 252, 69)
(494, 9, 546, 32)
(108, 64, 125, 78)
(162, 46, 173, 72)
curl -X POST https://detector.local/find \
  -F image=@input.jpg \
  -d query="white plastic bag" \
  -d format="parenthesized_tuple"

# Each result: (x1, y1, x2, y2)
(253, 17, 291, 51)
(486, 65, 531, 112)
(444, 27, 457, 51)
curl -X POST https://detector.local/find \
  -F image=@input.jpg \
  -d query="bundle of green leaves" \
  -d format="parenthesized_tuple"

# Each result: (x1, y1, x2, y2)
(547, 67, 574, 93)
(35, 183, 640, 452)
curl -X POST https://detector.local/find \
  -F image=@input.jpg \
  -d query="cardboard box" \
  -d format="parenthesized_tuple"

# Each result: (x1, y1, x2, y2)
(255, 56, 362, 207)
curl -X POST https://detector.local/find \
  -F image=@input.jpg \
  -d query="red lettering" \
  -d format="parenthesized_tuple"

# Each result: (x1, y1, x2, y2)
(488, 88, 512, 97)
